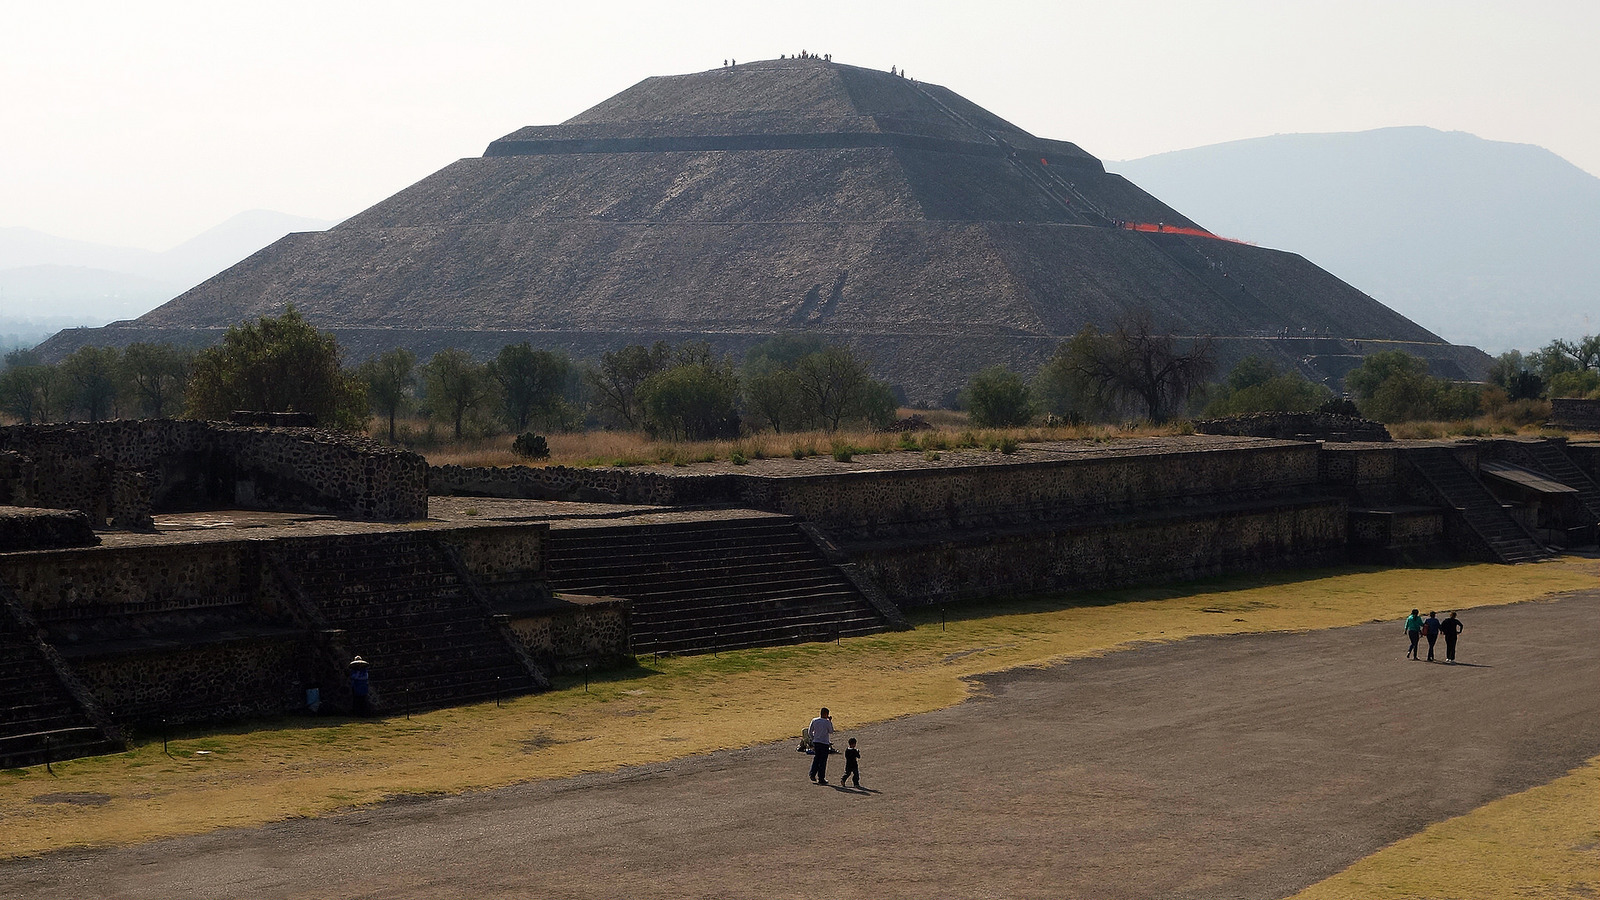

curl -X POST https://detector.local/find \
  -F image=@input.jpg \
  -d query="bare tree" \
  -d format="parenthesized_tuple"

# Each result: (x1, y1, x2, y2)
(1046, 313, 1214, 423)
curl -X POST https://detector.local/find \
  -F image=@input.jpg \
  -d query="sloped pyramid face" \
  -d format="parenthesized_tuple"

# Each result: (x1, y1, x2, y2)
(47, 58, 1487, 401)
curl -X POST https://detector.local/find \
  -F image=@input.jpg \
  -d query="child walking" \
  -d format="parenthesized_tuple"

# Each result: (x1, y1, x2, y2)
(842, 738, 862, 788)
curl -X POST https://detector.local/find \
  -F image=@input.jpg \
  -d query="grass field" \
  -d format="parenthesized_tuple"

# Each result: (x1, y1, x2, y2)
(1290, 755, 1600, 900)
(3, 556, 1594, 861)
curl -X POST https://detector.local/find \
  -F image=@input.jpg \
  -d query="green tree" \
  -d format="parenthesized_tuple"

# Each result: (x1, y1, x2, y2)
(357, 348, 417, 442)
(793, 345, 895, 432)
(741, 335, 827, 434)
(61, 345, 123, 421)
(186, 308, 368, 430)
(743, 366, 809, 433)
(638, 358, 741, 441)
(587, 342, 672, 428)
(121, 343, 192, 418)
(421, 348, 488, 439)
(1486, 350, 1544, 401)
(964, 366, 1036, 427)
(490, 343, 576, 432)
(1203, 357, 1332, 416)
(1344, 350, 1429, 400)
(1041, 315, 1214, 423)
(0, 350, 63, 424)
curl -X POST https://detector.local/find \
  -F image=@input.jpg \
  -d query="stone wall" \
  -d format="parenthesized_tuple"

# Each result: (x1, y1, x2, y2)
(854, 498, 1346, 606)
(1195, 412, 1391, 442)
(0, 506, 98, 552)
(67, 635, 307, 726)
(740, 442, 1321, 541)
(0, 420, 428, 525)
(1550, 399, 1600, 433)
(506, 595, 630, 673)
(431, 463, 736, 506)
(0, 520, 623, 727)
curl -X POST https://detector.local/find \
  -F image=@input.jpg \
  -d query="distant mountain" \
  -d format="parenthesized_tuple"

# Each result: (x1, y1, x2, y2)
(1111, 127, 1600, 353)
(0, 210, 334, 332)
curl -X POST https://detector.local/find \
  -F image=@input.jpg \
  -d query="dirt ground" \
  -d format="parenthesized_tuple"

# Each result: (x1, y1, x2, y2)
(4, 592, 1595, 900)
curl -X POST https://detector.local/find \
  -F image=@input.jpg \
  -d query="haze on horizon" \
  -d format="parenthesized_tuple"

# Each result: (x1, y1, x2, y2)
(4, 0, 1597, 253)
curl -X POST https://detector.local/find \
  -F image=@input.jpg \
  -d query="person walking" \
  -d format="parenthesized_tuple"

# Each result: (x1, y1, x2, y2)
(807, 708, 834, 784)
(842, 737, 862, 788)
(1403, 609, 1423, 660)
(1423, 611, 1442, 662)
(1440, 611, 1465, 663)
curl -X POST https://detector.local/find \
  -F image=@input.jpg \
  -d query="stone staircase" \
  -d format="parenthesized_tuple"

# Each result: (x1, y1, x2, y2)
(0, 583, 121, 769)
(1406, 448, 1550, 563)
(1517, 441, 1600, 523)
(544, 517, 890, 655)
(271, 534, 545, 712)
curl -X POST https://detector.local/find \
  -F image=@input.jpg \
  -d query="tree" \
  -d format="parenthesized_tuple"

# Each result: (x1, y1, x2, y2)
(489, 343, 576, 432)
(1344, 350, 1429, 400)
(1486, 350, 1543, 401)
(741, 335, 826, 434)
(587, 342, 672, 428)
(1042, 315, 1214, 423)
(61, 346, 123, 421)
(964, 366, 1036, 427)
(122, 343, 192, 418)
(0, 351, 63, 424)
(743, 366, 809, 433)
(357, 348, 416, 442)
(186, 307, 368, 430)
(421, 348, 488, 439)
(1345, 350, 1481, 422)
(638, 358, 741, 441)
(1202, 357, 1332, 416)
(793, 345, 895, 432)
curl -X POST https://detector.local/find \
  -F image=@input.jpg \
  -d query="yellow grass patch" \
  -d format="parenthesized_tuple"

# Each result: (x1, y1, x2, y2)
(1, 557, 1594, 858)
(1289, 755, 1600, 900)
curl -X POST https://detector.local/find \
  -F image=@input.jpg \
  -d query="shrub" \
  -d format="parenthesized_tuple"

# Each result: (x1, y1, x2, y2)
(511, 432, 551, 460)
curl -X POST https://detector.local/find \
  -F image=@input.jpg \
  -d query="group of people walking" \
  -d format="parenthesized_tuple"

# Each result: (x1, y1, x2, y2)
(1404, 609, 1464, 662)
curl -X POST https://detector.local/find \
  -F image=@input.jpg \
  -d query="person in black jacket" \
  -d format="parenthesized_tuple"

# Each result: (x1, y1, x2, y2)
(1423, 611, 1442, 661)
(1440, 612, 1465, 663)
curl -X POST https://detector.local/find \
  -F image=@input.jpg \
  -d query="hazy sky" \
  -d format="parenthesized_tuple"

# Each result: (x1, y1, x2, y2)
(6, 0, 1597, 250)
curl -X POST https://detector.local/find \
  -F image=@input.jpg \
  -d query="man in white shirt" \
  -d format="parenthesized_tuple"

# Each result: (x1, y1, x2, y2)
(808, 707, 834, 783)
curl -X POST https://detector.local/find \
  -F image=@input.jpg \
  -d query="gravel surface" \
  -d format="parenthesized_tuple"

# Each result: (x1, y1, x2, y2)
(5, 592, 1595, 900)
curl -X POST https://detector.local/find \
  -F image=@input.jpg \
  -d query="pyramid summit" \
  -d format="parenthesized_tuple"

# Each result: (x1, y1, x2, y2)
(43, 57, 1488, 400)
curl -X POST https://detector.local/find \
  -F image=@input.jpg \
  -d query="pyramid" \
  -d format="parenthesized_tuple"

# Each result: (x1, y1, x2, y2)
(43, 57, 1488, 402)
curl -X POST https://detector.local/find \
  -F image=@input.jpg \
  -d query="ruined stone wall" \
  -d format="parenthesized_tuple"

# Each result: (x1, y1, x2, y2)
(1550, 399, 1600, 433)
(742, 442, 1321, 540)
(507, 596, 630, 673)
(69, 635, 307, 726)
(0, 420, 428, 525)
(0, 506, 98, 552)
(431, 463, 736, 506)
(854, 499, 1346, 606)
(435, 524, 548, 606)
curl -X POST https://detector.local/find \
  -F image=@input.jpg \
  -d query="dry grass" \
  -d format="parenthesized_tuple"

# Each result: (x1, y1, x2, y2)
(1290, 754, 1600, 900)
(1, 556, 1593, 858)
(415, 413, 1175, 469)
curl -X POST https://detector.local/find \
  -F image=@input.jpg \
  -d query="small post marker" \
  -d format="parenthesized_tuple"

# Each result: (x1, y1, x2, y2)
(942, 606, 946, 632)
(495, 676, 502, 708)
(584, 663, 590, 694)
(44, 736, 54, 776)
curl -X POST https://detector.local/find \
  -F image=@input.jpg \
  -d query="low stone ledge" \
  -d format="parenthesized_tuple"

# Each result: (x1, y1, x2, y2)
(0, 506, 99, 552)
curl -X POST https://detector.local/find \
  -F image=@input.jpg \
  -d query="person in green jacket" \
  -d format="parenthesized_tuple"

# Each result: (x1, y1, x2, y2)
(1403, 609, 1424, 660)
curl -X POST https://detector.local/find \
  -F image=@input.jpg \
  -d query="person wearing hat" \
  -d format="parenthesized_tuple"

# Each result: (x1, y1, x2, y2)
(349, 656, 370, 716)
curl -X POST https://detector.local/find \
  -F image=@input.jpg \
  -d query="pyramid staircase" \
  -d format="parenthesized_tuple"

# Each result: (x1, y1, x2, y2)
(269, 534, 546, 713)
(1515, 441, 1600, 524)
(1406, 448, 1550, 563)
(0, 580, 121, 769)
(544, 517, 891, 655)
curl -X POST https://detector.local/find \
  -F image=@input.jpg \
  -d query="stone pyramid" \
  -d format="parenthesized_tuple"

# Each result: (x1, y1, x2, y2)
(44, 57, 1488, 402)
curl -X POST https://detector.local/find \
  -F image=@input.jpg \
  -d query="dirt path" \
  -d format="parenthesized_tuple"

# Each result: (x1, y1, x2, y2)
(5, 593, 1596, 900)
